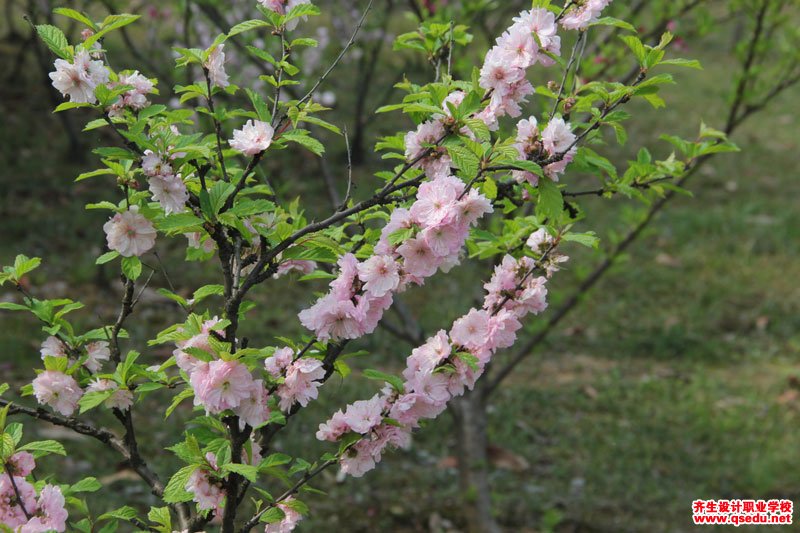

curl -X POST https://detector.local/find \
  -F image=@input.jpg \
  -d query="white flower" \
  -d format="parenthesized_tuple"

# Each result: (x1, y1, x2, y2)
(229, 120, 274, 156)
(103, 205, 157, 257)
(49, 50, 109, 104)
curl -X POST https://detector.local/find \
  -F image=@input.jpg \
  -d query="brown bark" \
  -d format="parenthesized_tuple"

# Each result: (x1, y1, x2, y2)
(452, 381, 500, 533)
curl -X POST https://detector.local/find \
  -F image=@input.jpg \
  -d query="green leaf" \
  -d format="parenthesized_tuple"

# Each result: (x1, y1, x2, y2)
(53, 8, 98, 30)
(221, 463, 259, 482)
(78, 390, 114, 413)
(659, 58, 702, 70)
(121, 256, 142, 281)
(147, 506, 171, 530)
(156, 213, 205, 234)
(619, 35, 646, 64)
(99, 506, 139, 522)
(258, 453, 292, 470)
(76, 168, 115, 182)
(70, 477, 102, 493)
(18, 439, 66, 458)
(162, 465, 197, 503)
(192, 284, 225, 302)
(36, 24, 71, 60)
(563, 232, 600, 249)
(166, 388, 193, 418)
(362, 369, 404, 393)
(246, 89, 272, 123)
(590, 17, 636, 32)
(84, 14, 141, 48)
(14, 255, 41, 279)
(228, 19, 271, 37)
(96, 251, 120, 265)
(281, 130, 325, 156)
(536, 177, 563, 221)
(481, 177, 497, 200)
(447, 145, 480, 179)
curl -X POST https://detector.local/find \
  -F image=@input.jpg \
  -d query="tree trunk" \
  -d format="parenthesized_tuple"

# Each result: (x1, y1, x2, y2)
(452, 382, 500, 533)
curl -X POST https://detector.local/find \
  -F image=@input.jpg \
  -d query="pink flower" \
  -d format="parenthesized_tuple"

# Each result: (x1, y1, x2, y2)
(7, 452, 35, 477)
(49, 50, 109, 104)
(341, 395, 384, 434)
(450, 309, 490, 351)
(173, 317, 222, 374)
(21, 485, 68, 533)
(204, 44, 229, 88)
(192, 359, 255, 414)
(526, 228, 554, 253)
(86, 379, 134, 410)
(422, 224, 467, 258)
(485, 310, 522, 351)
(405, 330, 451, 378)
(185, 467, 224, 512)
(561, 0, 612, 31)
(265, 346, 295, 378)
(397, 237, 440, 279)
(542, 117, 576, 155)
(455, 189, 493, 226)
(0, 475, 36, 528)
(103, 205, 157, 257)
(108, 70, 155, 117)
(258, 0, 286, 14)
(40, 336, 66, 358)
(142, 150, 173, 177)
(186, 232, 217, 253)
(84, 341, 110, 373)
(32, 371, 82, 416)
(339, 440, 378, 478)
(149, 174, 188, 215)
(316, 410, 350, 442)
(229, 120, 274, 156)
(404, 120, 452, 179)
(273, 259, 316, 278)
(235, 380, 271, 429)
(479, 47, 525, 94)
(407, 370, 451, 405)
(298, 293, 366, 341)
(264, 496, 303, 533)
(357, 255, 400, 297)
(276, 358, 325, 411)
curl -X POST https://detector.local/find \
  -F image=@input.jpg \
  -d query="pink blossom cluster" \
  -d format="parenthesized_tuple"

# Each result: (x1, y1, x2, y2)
(108, 71, 156, 117)
(184, 444, 262, 519)
(1, 454, 68, 531)
(86, 378, 134, 410)
(31, 370, 83, 416)
(513, 116, 577, 184)
(479, 9, 561, 122)
(103, 205, 157, 257)
(142, 149, 189, 215)
(298, 175, 492, 342)
(173, 318, 271, 428)
(264, 497, 304, 533)
(49, 49, 109, 104)
(560, 0, 613, 31)
(317, 233, 563, 478)
(257, 0, 314, 31)
(264, 347, 325, 411)
(39, 336, 109, 374)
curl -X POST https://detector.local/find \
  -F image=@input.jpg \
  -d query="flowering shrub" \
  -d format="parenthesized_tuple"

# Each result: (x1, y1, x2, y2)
(0, 1, 740, 531)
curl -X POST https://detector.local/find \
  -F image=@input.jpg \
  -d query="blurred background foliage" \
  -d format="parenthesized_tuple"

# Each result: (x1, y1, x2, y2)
(1, 0, 799, 531)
